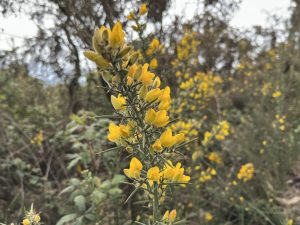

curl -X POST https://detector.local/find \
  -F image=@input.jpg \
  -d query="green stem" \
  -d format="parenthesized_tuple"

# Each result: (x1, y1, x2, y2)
(153, 182, 159, 224)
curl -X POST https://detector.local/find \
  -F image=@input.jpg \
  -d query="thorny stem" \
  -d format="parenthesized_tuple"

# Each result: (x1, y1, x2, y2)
(153, 182, 159, 224)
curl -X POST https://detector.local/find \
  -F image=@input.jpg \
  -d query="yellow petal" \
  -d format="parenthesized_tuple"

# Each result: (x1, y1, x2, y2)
(160, 128, 175, 147)
(169, 209, 177, 223)
(145, 108, 156, 124)
(107, 123, 121, 142)
(139, 3, 148, 15)
(152, 139, 163, 152)
(147, 166, 160, 181)
(158, 100, 170, 110)
(138, 64, 155, 86)
(158, 86, 171, 102)
(153, 77, 161, 88)
(150, 58, 158, 69)
(111, 94, 126, 111)
(162, 210, 170, 221)
(22, 219, 30, 225)
(146, 88, 161, 102)
(153, 110, 169, 127)
(130, 157, 143, 171)
(109, 22, 125, 48)
(174, 133, 185, 145)
(119, 124, 130, 138)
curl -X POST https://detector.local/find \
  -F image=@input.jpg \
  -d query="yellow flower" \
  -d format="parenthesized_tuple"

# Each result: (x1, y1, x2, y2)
(119, 124, 130, 138)
(158, 86, 171, 102)
(109, 22, 125, 48)
(145, 108, 156, 124)
(111, 94, 126, 111)
(287, 219, 293, 225)
(22, 219, 30, 225)
(153, 77, 161, 88)
(127, 12, 135, 20)
(127, 64, 138, 85)
(152, 110, 169, 127)
(163, 161, 190, 183)
(145, 88, 161, 102)
(162, 209, 177, 223)
(158, 100, 171, 110)
(215, 134, 224, 141)
(199, 172, 212, 183)
(237, 163, 254, 182)
(146, 38, 160, 55)
(157, 86, 171, 110)
(272, 91, 282, 98)
(160, 128, 185, 147)
(209, 168, 217, 175)
(205, 212, 213, 222)
(150, 58, 158, 69)
(208, 152, 221, 164)
(152, 139, 163, 152)
(147, 166, 160, 182)
(239, 196, 244, 202)
(218, 120, 230, 136)
(138, 64, 155, 86)
(123, 157, 143, 179)
(94, 26, 110, 45)
(107, 123, 130, 142)
(203, 131, 212, 145)
(145, 109, 169, 127)
(31, 131, 44, 146)
(162, 210, 169, 222)
(34, 214, 41, 222)
(107, 123, 121, 142)
(139, 3, 148, 15)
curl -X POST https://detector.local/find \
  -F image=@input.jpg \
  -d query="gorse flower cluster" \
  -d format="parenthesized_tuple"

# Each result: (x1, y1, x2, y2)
(237, 163, 255, 182)
(84, 14, 190, 224)
(177, 72, 222, 112)
(171, 31, 222, 112)
(127, 4, 163, 70)
(203, 120, 230, 145)
(31, 131, 44, 146)
(20, 205, 41, 225)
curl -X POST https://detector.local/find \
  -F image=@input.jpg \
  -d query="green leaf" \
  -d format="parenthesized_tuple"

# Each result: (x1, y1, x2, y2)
(59, 185, 75, 196)
(70, 114, 85, 125)
(85, 214, 96, 221)
(56, 213, 77, 225)
(74, 195, 86, 212)
(84, 127, 96, 140)
(111, 174, 126, 185)
(91, 190, 106, 204)
(70, 178, 81, 186)
(99, 180, 111, 189)
(67, 156, 82, 170)
(108, 187, 122, 195)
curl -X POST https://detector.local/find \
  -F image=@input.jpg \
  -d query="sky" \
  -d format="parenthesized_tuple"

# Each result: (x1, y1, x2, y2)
(0, 0, 292, 51)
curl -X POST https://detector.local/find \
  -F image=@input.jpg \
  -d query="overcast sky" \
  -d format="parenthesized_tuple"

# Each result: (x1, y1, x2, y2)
(0, 0, 292, 51)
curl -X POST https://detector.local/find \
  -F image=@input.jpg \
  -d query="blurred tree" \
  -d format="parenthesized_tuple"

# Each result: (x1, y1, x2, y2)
(0, 0, 172, 113)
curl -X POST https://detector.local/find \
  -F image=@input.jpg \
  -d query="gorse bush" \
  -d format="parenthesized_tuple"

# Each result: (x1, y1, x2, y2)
(1, 1, 300, 225)
(84, 8, 190, 223)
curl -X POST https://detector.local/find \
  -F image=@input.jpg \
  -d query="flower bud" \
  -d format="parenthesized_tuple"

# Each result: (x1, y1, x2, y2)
(129, 52, 139, 65)
(118, 46, 132, 58)
(84, 51, 110, 68)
